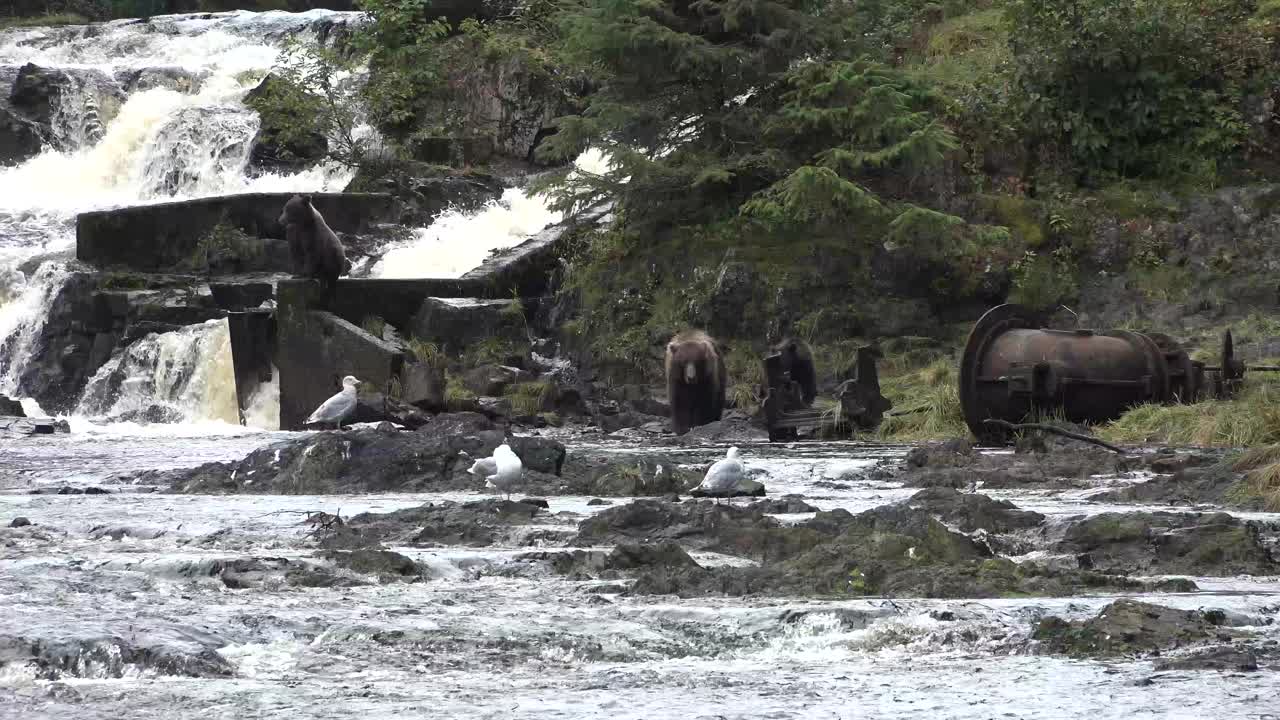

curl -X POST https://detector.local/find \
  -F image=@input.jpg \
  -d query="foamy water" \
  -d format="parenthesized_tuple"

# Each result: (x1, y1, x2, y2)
(371, 148, 612, 278)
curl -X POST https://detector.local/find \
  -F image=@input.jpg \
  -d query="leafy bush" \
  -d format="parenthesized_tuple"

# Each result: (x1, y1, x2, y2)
(1006, 0, 1274, 183)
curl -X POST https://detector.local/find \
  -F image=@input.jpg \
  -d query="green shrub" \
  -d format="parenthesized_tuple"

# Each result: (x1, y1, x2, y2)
(1006, 0, 1273, 183)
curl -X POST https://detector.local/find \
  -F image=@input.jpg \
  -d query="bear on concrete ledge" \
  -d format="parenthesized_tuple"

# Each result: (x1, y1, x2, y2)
(665, 329, 726, 435)
(279, 193, 347, 298)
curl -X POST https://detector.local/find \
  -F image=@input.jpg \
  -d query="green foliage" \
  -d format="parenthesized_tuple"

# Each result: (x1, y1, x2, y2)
(1009, 247, 1077, 311)
(361, 315, 387, 339)
(876, 358, 968, 441)
(248, 37, 366, 167)
(405, 336, 445, 367)
(1006, 0, 1273, 183)
(505, 380, 554, 415)
(0, 13, 88, 28)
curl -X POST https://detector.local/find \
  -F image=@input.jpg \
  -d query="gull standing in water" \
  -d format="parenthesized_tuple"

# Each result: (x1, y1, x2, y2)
(304, 375, 361, 430)
(697, 446, 744, 505)
(485, 444, 523, 500)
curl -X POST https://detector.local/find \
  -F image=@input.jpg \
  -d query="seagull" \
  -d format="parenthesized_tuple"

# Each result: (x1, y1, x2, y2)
(304, 375, 361, 430)
(465, 453, 498, 479)
(483, 444, 523, 500)
(697, 446, 744, 505)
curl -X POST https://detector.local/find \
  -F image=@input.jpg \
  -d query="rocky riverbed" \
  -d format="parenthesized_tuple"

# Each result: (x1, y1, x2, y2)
(2, 419, 1278, 719)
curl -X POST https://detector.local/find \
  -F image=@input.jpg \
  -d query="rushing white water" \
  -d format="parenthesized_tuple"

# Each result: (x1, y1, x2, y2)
(0, 11, 360, 424)
(371, 148, 613, 279)
(76, 318, 239, 424)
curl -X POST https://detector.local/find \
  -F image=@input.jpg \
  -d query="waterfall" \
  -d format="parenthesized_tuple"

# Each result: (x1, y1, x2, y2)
(0, 10, 361, 426)
(76, 318, 239, 425)
(369, 148, 613, 279)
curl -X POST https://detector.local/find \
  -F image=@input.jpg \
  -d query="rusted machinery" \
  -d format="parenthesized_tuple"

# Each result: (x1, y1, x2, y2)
(959, 304, 1254, 441)
(763, 346, 892, 441)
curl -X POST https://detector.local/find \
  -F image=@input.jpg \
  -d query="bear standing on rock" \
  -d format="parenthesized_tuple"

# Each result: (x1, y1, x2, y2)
(774, 337, 817, 406)
(279, 194, 347, 297)
(665, 329, 727, 435)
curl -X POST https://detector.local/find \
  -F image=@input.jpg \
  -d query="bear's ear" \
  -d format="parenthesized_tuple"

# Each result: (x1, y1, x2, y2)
(302, 194, 313, 206)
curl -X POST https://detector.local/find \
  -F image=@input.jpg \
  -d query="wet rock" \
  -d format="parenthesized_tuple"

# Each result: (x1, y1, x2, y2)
(689, 477, 767, 499)
(1154, 646, 1259, 672)
(750, 496, 820, 514)
(88, 525, 166, 541)
(587, 498, 610, 506)
(32, 486, 110, 495)
(898, 444, 1135, 491)
(320, 548, 423, 581)
(463, 364, 535, 396)
(607, 542, 701, 571)
(0, 107, 43, 165)
(349, 392, 433, 429)
(0, 416, 70, 438)
(1093, 461, 1252, 509)
(902, 488, 1045, 533)
(1054, 511, 1279, 577)
(1033, 600, 1230, 657)
(177, 556, 364, 589)
(0, 629, 233, 680)
(8, 517, 31, 528)
(676, 413, 768, 443)
(338, 498, 548, 547)
(0, 394, 24, 417)
(162, 413, 565, 494)
(593, 500, 1199, 599)
(905, 438, 974, 468)
(559, 453, 698, 497)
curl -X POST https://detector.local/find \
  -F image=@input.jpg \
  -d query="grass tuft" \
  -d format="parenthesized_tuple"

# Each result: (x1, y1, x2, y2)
(876, 359, 967, 441)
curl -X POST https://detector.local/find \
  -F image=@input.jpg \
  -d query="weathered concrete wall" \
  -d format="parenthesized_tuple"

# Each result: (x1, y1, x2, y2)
(277, 281, 407, 429)
(76, 192, 396, 272)
(227, 310, 276, 422)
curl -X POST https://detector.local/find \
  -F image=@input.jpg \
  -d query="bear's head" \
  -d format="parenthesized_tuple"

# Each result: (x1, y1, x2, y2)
(668, 339, 713, 384)
(278, 194, 314, 227)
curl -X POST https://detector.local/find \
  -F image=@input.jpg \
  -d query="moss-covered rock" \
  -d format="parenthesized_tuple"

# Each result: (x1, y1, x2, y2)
(1055, 511, 1279, 577)
(1033, 600, 1232, 658)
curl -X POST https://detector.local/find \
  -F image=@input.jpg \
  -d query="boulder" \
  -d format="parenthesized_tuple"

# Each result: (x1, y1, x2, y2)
(1033, 600, 1229, 658)
(560, 453, 698, 497)
(1054, 511, 1279, 576)
(0, 107, 43, 165)
(463, 364, 534, 396)
(8, 518, 31, 528)
(318, 548, 422, 581)
(0, 395, 24, 417)
(1154, 646, 1259, 672)
(410, 297, 527, 353)
(902, 488, 1046, 534)
(335, 498, 548, 547)
(162, 413, 565, 494)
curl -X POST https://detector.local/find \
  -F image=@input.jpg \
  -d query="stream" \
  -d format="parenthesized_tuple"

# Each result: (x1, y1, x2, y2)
(0, 9, 1278, 720)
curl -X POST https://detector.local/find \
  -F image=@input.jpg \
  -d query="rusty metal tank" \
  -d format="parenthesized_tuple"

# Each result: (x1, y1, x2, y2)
(959, 304, 1207, 441)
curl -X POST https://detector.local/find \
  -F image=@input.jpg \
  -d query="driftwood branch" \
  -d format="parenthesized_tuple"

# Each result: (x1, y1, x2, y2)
(982, 419, 1128, 454)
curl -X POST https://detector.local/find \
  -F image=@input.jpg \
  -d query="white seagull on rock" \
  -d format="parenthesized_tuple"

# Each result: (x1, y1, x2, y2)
(304, 375, 361, 429)
(697, 446, 744, 505)
(484, 443, 524, 500)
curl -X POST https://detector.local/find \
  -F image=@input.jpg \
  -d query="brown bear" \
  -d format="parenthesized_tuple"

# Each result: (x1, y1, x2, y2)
(665, 329, 727, 435)
(279, 194, 347, 297)
(774, 337, 817, 406)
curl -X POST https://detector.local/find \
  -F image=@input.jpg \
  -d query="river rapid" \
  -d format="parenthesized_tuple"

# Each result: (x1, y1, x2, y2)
(1, 9, 1278, 720)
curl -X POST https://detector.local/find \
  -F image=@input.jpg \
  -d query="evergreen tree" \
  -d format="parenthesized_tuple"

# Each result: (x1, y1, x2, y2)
(541, 0, 958, 240)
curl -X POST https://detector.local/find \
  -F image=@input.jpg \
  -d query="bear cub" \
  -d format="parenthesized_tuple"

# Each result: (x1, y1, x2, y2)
(279, 194, 347, 295)
(665, 329, 727, 435)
